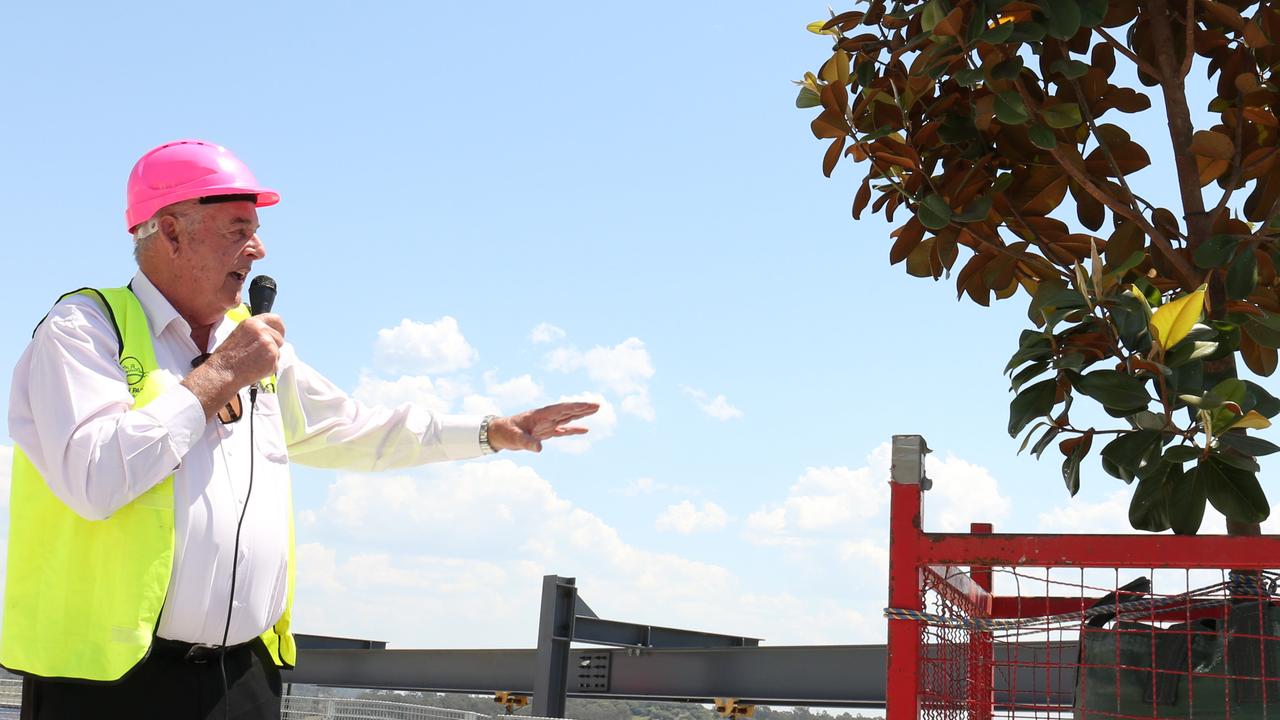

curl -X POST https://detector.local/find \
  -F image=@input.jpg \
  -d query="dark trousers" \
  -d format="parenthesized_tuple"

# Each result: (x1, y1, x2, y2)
(20, 638, 282, 720)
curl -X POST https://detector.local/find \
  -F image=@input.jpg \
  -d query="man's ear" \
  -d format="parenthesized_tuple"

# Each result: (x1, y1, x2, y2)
(158, 215, 184, 258)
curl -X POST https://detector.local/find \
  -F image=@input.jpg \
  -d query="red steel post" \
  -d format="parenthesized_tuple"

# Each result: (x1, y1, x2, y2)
(968, 523, 994, 720)
(886, 436, 928, 720)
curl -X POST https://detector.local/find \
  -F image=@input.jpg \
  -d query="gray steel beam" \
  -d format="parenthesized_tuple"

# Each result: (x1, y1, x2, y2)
(573, 617, 760, 649)
(533, 575, 577, 717)
(283, 644, 885, 707)
(281, 641, 1082, 709)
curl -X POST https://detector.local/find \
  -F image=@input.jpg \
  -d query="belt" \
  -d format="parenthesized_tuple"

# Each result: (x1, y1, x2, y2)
(152, 636, 254, 664)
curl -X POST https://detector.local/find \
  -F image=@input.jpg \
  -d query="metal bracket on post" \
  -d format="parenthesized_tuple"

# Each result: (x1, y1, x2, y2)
(533, 575, 577, 718)
(890, 435, 931, 490)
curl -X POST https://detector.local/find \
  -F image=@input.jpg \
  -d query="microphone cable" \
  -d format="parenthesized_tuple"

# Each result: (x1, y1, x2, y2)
(219, 385, 259, 720)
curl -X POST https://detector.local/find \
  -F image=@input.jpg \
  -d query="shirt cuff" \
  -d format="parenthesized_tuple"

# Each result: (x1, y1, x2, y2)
(136, 384, 207, 463)
(438, 414, 487, 460)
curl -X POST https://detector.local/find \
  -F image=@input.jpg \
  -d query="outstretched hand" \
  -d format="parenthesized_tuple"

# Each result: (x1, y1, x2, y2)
(487, 402, 600, 453)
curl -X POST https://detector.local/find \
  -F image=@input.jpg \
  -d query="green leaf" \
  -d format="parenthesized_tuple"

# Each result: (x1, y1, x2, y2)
(1242, 381, 1280, 418)
(1212, 377, 1247, 404)
(992, 57, 1024, 80)
(1041, 103, 1082, 129)
(1029, 123, 1057, 149)
(1227, 249, 1258, 300)
(856, 58, 876, 87)
(921, 0, 947, 32)
(1049, 58, 1090, 79)
(1244, 312, 1280, 348)
(1008, 338, 1049, 368)
(1078, 0, 1108, 26)
(1061, 434, 1088, 496)
(955, 67, 984, 87)
(1010, 361, 1050, 392)
(1168, 464, 1207, 535)
(1008, 379, 1057, 437)
(1129, 462, 1174, 532)
(955, 195, 992, 222)
(1032, 425, 1063, 459)
(1007, 20, 1046, 42)
(1075, 370, 1152, 413)
(1202, 456, 1270, 524)
(981, 20, 1016, 44)
(1133, 410, 1170, 430)
(796, 87, 822, 109)
(1213, 447, 1260, 473)
(1192, 234, 1239, 269)
(917, 194, 952, 230)
(1163, 445, 1201, 464)
(1217, 433, 1280, 456)
(992, 172, 1016, 193)
(995, 91, 1030, 125)
(1099, 429, 1163, 482)
(1040, 0, 1082, 39)
(1053, 353, 1086, 371)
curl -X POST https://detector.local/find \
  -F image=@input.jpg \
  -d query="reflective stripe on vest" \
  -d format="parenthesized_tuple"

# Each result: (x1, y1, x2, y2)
(1, 287, 295, 682)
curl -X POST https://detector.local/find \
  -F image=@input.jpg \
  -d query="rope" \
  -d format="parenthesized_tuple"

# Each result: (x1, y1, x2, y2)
(884, 571, 1280, 632)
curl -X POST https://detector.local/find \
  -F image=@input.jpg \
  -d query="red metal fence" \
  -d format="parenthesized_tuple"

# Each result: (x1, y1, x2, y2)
(886, 435, 1280, 719)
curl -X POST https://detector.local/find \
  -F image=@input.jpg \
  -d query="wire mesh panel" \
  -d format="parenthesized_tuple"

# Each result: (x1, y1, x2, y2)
(904, 566, 1280, 719)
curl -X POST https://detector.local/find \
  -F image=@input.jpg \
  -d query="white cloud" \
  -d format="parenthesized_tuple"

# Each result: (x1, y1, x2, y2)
(680, 386, 743, 421)
(925, 452, 1012, 532)
(483, 372, 544, 410)
(352, 373, 461, 415)
(746, 464, 888, 544)
(548, 392, 616, 454)
(619, 477, 700, 497)
(620, 392, 655, 421)
(374, 317, 477, 375)
(656, 501, 728, 535)
(546, 338, 655, 421)
(530, 323, 566, 344)
(1034, 489, 1135, 534)
(294, 459, 870, 646)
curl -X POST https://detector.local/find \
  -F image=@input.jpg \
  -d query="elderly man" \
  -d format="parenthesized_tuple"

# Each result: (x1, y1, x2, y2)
(4, 139, 597, 720)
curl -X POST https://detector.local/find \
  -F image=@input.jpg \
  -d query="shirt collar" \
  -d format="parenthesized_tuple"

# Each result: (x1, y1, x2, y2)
(130, 271, 189, 341)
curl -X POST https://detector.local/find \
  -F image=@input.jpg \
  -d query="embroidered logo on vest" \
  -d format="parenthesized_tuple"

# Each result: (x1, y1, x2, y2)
(120, 356, 147, 395)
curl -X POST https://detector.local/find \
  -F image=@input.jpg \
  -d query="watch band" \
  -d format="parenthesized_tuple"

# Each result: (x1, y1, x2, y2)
(479, 415, 498, 455)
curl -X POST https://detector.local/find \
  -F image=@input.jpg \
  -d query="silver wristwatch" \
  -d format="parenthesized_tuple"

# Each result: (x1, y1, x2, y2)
(479, 415, 498, 455)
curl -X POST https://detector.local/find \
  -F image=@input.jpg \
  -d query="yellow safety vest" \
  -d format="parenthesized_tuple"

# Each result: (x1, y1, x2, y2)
(1, 287, 296, 682)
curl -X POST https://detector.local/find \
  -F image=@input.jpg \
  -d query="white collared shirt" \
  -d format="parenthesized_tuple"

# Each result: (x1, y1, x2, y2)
(8, 271, 484, 646)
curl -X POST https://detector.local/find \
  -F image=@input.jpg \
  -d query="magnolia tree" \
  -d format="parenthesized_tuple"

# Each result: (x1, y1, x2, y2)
(800, 0, 1280, 533)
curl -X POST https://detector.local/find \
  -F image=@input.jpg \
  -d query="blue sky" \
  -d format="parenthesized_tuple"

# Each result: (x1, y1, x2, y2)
(1, 2, 1275, 651)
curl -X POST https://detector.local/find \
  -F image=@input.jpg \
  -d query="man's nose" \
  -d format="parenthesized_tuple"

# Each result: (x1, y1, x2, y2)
(246, 233, 267, 260)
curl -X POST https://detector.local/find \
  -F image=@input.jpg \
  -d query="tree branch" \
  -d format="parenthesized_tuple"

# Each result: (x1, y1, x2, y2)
(1011, 79, 1200, 289)
(1097, 27, 1161, 79)
(1181, 0, 1196, 79)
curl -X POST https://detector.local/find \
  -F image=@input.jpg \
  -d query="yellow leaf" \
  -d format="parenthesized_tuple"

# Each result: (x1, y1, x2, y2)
(1128, 284, 1153, 320)
(806, 20, 838, 36)
(1150, 285, 1207, 349)
(1233, 411, 1272, 430)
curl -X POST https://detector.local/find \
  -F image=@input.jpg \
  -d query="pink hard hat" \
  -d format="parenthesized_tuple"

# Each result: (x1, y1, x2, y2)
(125, 139, 280, 233)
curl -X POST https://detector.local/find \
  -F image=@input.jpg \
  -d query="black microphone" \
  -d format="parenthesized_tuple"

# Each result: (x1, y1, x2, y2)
(247, 275, 277, 403)
(248, 275, 277, 316)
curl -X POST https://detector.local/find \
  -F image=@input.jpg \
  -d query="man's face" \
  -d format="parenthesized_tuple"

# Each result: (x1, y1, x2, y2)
(169, 200, 264, 322)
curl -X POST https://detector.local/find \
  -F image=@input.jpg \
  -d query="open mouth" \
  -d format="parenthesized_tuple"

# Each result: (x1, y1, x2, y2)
(229, 270, 248, 282)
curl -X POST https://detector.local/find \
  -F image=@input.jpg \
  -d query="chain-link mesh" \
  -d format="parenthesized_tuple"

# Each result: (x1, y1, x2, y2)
(909, 566, 1280, 719)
